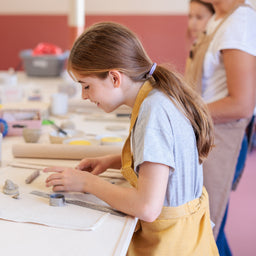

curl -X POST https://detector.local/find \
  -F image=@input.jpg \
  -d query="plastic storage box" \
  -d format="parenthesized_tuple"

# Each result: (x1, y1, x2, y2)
(20, 50, 69, 77)
(0, 109, 41, 136)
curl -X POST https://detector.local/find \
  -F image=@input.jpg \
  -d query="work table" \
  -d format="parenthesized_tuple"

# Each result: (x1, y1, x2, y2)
(0, 71, 136, 256)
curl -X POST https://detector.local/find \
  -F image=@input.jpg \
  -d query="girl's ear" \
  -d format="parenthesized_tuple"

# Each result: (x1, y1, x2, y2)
(109, 70, 122, 88)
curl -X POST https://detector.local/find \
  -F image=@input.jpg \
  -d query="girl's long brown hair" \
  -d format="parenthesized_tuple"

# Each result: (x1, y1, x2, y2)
(68, 22, 214, 164)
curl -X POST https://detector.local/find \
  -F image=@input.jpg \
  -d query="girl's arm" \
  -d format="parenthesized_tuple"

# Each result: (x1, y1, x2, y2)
(207, 49, 256, 124)
(44, 161, 169, 222)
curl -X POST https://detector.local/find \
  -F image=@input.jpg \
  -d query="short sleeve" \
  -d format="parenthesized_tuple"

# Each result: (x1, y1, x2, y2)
(132, 94, 175, 173)
(215, 6, 256, 55)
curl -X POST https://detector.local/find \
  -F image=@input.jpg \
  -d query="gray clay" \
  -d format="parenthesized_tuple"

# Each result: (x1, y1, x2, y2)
(12, 193, 20, 199)
(25, 170, 40, 184)
(3, 179, 19, 195)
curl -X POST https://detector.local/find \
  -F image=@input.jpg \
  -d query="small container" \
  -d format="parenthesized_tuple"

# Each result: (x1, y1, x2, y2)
(49, 193, 65, 207)
(0, 109, 41, 136)
(63, 137, 92, 145)
(49, 129, 85, 144)
(50, 93, 68, 116)
(100, 136, 123, 146)
(22, 128, 41, 143)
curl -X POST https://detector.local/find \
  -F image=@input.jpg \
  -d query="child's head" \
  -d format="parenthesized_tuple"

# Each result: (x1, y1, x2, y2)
(188, 0, 215, 41)
(68, 22, 153, 83)
(68, 21, 214, 164)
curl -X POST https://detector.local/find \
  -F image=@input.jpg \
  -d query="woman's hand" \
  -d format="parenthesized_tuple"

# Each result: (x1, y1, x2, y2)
(44, 166, 90, 192)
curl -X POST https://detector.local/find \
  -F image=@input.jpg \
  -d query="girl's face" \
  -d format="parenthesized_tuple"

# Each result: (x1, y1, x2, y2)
(74, 72, 124, 113)
(188, 1, 213, 40)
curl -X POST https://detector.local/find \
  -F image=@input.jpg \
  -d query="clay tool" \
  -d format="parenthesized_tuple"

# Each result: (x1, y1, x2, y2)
(25, 170, 40, 184)
(30, 190, 126, 217)
(45, 119, 68, 136)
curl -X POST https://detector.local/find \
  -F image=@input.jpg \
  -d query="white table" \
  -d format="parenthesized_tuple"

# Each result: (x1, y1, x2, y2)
(0, 72, 136, 256)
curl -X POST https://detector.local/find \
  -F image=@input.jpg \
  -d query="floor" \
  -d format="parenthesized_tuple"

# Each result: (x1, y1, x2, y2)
(225, 147, 256, 256)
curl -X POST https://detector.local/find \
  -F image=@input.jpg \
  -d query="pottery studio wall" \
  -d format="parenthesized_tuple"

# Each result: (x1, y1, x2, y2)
(0, 0, 192, 73)
(2, 0, 254, 73)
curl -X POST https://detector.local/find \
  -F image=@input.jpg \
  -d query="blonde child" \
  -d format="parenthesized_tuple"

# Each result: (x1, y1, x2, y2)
(44, 22, 219, 255)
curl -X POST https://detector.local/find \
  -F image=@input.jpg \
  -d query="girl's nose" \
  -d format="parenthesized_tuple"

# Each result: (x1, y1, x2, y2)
(82, 90, 88, 100)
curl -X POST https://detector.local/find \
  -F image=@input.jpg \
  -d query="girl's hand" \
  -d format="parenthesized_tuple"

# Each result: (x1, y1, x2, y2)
(76, 157, 107, 175)
(76, 154, 122, 175)
(44, 166, 90, 192)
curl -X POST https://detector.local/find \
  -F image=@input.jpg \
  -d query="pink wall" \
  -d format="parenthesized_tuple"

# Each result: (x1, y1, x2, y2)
(0, 15, 188, 73)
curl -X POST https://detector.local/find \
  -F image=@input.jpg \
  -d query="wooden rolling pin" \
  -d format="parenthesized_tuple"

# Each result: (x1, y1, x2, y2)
(12, 143, 122, 160)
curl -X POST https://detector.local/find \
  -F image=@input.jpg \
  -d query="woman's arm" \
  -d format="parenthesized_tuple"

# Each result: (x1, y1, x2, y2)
(207, 49, 256, 124)
(45, 161, 169, 222)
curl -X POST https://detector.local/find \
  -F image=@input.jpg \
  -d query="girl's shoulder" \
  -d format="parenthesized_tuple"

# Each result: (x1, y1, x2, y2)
(141, 89, 175, 112)
(139, 89, 187, 125)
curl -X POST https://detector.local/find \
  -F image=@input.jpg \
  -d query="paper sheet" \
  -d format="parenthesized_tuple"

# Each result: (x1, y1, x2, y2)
(0, 166, 124, 231)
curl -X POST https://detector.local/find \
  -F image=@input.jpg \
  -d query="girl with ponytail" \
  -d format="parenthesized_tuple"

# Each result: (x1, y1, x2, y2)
(44, 22, 219, 256)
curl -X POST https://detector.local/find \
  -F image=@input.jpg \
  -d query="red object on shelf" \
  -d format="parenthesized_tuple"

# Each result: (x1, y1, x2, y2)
(32, 43, 63, 56)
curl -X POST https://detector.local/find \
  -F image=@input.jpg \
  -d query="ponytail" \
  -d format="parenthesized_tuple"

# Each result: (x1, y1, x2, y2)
(151, 65, 214, 163)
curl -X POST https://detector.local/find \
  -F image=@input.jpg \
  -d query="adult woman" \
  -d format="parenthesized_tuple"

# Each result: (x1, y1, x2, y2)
(185, 0, 256, 255)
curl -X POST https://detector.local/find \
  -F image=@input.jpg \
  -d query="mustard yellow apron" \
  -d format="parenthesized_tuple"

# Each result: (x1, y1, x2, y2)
(121, 81, 219, 256)
(185, 3, 251, 238)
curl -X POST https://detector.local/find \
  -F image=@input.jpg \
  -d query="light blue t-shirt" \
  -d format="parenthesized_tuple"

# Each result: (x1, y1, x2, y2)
(132, 89, 203, 207)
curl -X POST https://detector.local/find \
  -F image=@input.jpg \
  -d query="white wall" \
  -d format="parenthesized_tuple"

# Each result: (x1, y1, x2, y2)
(0, 0, 255, 15)
(0, 0, 189, 15)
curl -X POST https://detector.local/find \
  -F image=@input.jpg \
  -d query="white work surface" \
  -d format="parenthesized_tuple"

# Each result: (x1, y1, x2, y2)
(0, 72, 137, 256)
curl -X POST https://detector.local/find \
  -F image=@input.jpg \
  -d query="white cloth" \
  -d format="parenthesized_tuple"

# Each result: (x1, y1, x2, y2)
(202, 1, 256, 103)
(0, 166, 116, 231)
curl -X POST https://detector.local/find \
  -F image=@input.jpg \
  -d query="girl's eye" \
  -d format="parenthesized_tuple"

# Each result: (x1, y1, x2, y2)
(84, 85, 90, 90)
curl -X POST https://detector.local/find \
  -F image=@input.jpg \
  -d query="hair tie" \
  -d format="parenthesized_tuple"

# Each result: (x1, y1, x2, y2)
(149, 63, 157, 76)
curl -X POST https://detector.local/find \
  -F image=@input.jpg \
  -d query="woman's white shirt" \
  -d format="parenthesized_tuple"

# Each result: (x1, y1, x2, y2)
(202, 2, 256, 103)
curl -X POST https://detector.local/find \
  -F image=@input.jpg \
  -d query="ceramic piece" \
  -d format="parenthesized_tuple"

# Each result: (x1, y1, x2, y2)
(49, 129, 85, 144)
(3, 179, 19, 195)
(22, 128, 41, 143)
(60, 120, 76, 130)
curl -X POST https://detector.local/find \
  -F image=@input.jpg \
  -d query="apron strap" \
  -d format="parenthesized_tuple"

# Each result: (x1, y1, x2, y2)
(185, 3, 251, 93)
(121, 81, 153, 187)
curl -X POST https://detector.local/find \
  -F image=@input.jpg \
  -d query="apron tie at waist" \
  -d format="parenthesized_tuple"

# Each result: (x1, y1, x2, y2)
(157, 186, 207, 220)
